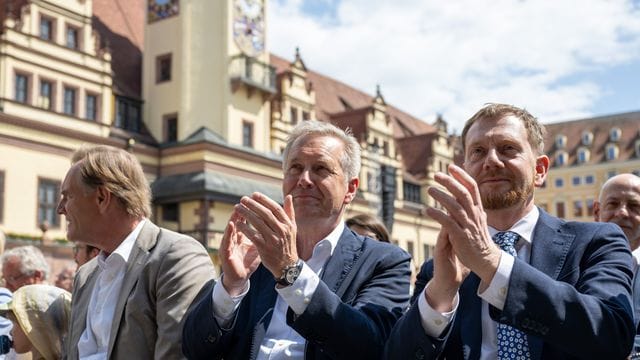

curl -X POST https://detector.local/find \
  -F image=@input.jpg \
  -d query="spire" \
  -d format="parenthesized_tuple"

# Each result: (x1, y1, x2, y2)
(374, 84, 386, 105)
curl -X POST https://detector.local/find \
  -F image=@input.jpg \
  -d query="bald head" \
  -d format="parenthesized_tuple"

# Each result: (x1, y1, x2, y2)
(594, 174, 640, 250)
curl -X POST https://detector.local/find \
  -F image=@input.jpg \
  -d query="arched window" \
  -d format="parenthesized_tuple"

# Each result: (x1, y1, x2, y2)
(581, 131, 593, 146)
(577, 148, 589, 164)
(556, 152, 567, 166)
(606, 144, 618, 161)
(555, 134, 566, 148)
(609, 127, 622, 142)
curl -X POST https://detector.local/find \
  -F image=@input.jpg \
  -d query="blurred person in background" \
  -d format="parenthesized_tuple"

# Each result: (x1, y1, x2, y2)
(54, 265, 75, 292)
(1, 246, 49, 292)
(72, 242, 99, 268)
(346, 214, 390, 243)
(594, 173, 640, 357)
(0, 284, 71, 360)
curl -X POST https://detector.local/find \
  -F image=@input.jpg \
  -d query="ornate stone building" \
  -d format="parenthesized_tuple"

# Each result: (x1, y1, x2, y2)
(0, 0, 458, 268)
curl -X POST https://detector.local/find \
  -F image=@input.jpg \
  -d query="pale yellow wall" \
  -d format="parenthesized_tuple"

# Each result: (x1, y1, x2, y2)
(143, 10, 182, 141)
(228, 88, 271, 150)
(144, 0, 272, 148)
(1, 1, 112, 132)
(536, 160, 640, 221)
(0, 144, 70, 238)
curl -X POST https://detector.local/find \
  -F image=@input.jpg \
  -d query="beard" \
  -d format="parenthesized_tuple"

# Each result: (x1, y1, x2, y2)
(480, 172, 535, 210)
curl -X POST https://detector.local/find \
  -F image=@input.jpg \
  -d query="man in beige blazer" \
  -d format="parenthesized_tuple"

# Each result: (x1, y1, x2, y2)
(58, 145, 215, 359)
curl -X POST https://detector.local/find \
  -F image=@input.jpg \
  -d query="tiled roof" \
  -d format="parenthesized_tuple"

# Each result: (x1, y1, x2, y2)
(92, 0, 145, 99)
(396, 133, 438, 177)
(270, 54, 436, 139)
(543, 111, 640, 166)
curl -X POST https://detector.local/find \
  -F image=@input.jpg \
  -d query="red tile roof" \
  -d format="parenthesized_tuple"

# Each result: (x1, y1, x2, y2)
(543, 111, 640, 166)
(270, 54, 436, 139)
(93, 0, 145, 99)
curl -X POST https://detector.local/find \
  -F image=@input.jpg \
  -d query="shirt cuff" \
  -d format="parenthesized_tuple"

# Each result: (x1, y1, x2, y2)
(417, 281, 457, 338)
(276, 262, 319, 315)
(478, 250, 514, 310)
(212, 275, 249, 326)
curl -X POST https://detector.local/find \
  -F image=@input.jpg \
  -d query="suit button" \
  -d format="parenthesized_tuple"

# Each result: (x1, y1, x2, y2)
(415, 348, 425, 359)
(206, 334, 217, 343)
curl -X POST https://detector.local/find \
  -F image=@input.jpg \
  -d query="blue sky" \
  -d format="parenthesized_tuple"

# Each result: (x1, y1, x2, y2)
(269, 0, 640, 132)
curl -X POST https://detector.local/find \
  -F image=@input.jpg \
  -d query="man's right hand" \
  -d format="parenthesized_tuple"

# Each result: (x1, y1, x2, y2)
(220, 212, 261, 297)
(425, 228, 469, 312)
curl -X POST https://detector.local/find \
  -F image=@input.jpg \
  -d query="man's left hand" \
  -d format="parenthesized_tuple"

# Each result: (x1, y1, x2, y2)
(235, 192, 299, 279)
(426, 164, 502, 284)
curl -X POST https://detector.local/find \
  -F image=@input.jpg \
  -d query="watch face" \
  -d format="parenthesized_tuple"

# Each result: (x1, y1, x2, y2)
(285, 267, 301, 284)
(233, 0, 265, 57)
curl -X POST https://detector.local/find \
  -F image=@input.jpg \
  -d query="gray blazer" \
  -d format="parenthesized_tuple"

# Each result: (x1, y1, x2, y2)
(66, 221, 215, 360)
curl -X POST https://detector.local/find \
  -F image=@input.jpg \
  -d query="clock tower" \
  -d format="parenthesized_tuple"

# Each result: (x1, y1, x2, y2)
(143, 0, 275, 150)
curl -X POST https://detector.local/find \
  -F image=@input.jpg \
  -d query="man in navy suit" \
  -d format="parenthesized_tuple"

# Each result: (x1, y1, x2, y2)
(182, 120, 411, 359)
(385, 104, 635, 359)
(594, 173, 640, 356)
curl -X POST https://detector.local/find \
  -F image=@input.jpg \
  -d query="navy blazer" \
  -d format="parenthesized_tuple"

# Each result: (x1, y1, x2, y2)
(183, 226, 411, 360)
(385, 209, 635, 359)
(632, 270, 640, 354)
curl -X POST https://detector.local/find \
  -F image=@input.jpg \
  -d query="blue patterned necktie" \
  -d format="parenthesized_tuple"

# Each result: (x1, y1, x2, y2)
(493, 231, 531, 360)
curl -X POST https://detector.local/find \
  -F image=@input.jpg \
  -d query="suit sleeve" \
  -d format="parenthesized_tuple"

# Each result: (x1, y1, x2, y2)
(384, 260, 451, 359)
(181, 280, 226, 360)
(154, 236, 216, 359)
(496, 223, 635, 358)
(286, 245, 411, 359)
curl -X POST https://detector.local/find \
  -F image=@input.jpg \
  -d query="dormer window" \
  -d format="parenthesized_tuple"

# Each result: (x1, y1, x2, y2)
(606, 144, 618, 161)
(581, 131, 593, 146)
(577, 148, 590, 164)
(610, 127, 622, 142)
(556, 152, 567, 166)
(555, 134, 566, 148)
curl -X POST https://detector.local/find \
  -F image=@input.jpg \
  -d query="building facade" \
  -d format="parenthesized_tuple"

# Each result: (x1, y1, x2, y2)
(0, 0, 460, 268)
(536, 111, 640, 221)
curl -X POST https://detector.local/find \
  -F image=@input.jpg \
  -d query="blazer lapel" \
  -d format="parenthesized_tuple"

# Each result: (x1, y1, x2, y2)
(529, 211, 575, 280)
(107, 221, 158, 356)
(69, 260, 100, 358)
(526, 209, 575, 360)
(320, 227, 362, 297)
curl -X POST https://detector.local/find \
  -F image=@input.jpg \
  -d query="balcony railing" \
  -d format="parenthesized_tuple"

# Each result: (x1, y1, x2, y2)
(229, 55, 277, 94)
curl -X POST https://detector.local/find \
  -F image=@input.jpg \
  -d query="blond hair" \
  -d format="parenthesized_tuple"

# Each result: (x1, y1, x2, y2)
(461, 103, 546, 155)
(72, 145, 151, 218)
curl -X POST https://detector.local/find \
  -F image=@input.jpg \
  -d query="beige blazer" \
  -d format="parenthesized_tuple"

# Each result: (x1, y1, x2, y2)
(65, 221, 215, 359)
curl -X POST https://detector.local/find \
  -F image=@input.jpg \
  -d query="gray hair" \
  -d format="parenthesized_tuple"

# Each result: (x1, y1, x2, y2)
(1, 246, 50, 280)
(282, 120, 362, 180)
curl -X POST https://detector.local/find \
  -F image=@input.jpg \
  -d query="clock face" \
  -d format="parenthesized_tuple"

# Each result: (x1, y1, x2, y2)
(233, 0, 265, 57)
(148, 0, 180, 23)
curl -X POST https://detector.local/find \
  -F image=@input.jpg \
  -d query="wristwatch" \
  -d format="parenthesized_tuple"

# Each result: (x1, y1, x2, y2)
(275, 259, 303, 286)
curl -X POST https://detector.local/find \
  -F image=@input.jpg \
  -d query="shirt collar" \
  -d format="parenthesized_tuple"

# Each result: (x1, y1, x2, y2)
(488, 206, 539, 246)
(632, 248, 640, 268)
(97, 219, 147, 267)
(311, 221, 344, 259)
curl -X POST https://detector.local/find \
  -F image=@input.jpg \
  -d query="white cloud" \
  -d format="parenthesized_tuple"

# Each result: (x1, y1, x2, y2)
(268, 0, 640, 132)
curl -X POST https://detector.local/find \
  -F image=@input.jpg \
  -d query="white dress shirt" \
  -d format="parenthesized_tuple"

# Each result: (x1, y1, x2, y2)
(418, 207, 539, 359)
(212, 222, 344, 360)
(77, 219, 146, 360)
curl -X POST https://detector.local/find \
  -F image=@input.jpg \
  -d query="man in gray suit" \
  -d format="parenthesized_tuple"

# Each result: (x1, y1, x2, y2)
(58, 145, 215, 359)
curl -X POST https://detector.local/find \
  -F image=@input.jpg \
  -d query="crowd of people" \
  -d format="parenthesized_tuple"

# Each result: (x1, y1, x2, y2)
(0, 104, 638, 359)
